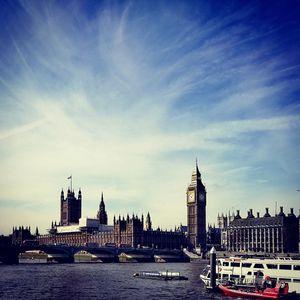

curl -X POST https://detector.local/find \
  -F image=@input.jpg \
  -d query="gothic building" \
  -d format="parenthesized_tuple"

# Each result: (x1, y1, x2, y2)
(217, 212, 234, 249)
(60, 188, 82, 225)
(37, 184, 187, 249)
(11, 226, 33, 245)
(97, 193, 108, 225)
(38, 214, 186, 249)
(207, 224, 221, 246)
(186, 161, 206, 250)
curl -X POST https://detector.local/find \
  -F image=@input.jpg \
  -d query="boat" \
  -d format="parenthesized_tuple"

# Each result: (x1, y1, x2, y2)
(200, 256, 300, 294)
(133, 271, 188, 280)
(18, 250, 57, 264)
(74, 250, 116, 263)
(218, 281, 289, 299)
(74, 250, 103, 263)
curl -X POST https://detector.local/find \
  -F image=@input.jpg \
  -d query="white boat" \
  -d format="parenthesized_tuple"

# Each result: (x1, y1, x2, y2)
(200, 256, 300, 294)
(18, 250, 57, 264)
(134, 271, 188, 280)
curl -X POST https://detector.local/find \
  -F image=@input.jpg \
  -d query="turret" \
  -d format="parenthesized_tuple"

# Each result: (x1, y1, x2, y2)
(97, 192, 108, 225)
(145, 212, 152, 231)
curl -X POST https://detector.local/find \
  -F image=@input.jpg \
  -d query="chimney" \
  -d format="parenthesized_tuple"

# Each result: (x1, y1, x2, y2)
(247, 209, 254, 218)
(250, 209, 254, 218)
(235, 209, 241, 219)
(278, 206, 285, 217)
(264, 207, 271, 217)
(288, 208, 295, 217)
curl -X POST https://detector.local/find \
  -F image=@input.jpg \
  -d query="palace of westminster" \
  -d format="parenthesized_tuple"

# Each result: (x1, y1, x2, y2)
(10, 163, 300, 253)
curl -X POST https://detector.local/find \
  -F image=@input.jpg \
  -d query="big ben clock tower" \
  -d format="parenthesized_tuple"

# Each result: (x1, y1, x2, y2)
(187, 161, 206, 250)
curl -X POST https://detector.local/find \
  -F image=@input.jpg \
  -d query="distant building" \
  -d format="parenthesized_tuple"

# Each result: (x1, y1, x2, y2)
(217, 212, 234, 249)
(186, 161, 206, 250)
(207, 224, 221, 246)
(38, 214, 186, 249)
(38, 187, 187, 249)
(227, 207, 299, 253)
(11, 226, 33, 245)
(60, 189, 82, 225)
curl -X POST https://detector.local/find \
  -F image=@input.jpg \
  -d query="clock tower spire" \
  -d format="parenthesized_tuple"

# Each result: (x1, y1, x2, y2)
(186, 161, 206, 250)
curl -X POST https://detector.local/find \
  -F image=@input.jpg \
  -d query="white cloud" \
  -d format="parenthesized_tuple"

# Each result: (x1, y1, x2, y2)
(0, 1, 299, 234)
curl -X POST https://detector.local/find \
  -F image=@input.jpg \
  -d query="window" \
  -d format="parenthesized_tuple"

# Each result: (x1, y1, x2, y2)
(279, 265, 291, 270)
(266, 264, 277, 269)
(231, 262, 240, 267)
(279, 278, 291, 282)
(294, 265, 300, 271)
(223, 262, 229, 266)
(222, 274, 229, 278)
(242, 263, 251, 268)
(254, 264, 264, 269)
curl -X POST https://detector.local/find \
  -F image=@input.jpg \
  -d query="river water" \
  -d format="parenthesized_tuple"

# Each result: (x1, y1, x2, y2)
(0, 261, 236, 299)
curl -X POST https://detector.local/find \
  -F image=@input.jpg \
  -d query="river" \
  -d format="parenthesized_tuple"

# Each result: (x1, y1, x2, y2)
(0, 261, 235, 299)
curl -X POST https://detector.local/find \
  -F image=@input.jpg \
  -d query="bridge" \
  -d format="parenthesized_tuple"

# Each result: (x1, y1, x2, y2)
(0, 245, 189, 264)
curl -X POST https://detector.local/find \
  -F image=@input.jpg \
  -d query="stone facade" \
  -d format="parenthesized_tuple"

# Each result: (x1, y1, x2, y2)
(227, 207, 299, 253)
(11, 227, 33, 245)
(38, 215, 186, 249)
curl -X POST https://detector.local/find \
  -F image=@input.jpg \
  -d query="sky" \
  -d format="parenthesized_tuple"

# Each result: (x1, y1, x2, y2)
(0, 0, 300, 235)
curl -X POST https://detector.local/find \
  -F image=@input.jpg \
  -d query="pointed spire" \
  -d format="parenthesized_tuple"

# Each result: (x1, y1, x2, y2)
(191, 159, 203, 185)
(97, 192, 107, 225)
(145, 212, 152, 231)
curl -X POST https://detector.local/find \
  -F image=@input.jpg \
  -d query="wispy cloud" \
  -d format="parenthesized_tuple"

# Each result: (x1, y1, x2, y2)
(0, 1, 299, 234)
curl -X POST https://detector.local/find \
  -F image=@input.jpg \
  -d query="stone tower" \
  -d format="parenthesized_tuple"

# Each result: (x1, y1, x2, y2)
(186, 161, 206, 250)
(60, 188, 82, 225)
(97, 192, 108, 225)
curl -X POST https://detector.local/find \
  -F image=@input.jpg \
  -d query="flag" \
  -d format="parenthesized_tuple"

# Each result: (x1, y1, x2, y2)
(67, 175, 72, 179)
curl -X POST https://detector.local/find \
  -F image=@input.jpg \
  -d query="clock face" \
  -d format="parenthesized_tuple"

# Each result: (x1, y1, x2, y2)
(199, 193, 205, 201)
(187, 190, 195, 203)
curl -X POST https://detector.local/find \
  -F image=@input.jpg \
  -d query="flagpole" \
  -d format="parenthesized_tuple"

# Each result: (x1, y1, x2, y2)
(67, 175, 73, 191)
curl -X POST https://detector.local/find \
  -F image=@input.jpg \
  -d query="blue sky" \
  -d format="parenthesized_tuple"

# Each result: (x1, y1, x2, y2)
(0, 0, 300, 235)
